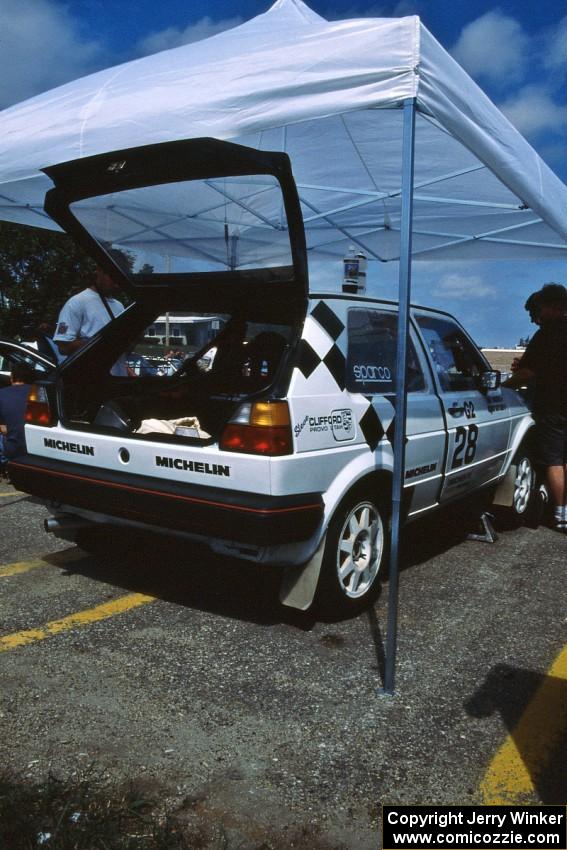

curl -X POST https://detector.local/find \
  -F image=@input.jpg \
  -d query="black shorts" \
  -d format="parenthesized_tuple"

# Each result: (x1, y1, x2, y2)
(536, 414, 567, 467)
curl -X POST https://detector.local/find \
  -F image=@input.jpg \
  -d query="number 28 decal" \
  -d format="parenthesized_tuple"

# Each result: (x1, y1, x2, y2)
(451, 424, 479, 469)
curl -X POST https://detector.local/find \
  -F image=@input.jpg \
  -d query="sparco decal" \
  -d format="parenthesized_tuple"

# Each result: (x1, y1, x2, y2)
(155, 456, 230, 477)
(44, 438, 94, 456)
(353, 364, 391, 382)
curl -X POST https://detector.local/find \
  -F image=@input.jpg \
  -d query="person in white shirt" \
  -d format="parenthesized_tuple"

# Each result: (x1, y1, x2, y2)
(54, 268, 124, 357)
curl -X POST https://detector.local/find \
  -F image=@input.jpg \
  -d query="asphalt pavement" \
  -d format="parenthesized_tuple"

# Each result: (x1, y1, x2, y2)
(0, 479, 565, 849)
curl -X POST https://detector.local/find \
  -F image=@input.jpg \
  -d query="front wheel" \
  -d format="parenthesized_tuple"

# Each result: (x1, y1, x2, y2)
(316, 494, 388, 615)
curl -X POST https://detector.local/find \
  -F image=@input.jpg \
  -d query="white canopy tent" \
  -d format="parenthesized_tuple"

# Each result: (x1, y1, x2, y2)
(0, 0, 566, 262)
(1, 0, 566, 692)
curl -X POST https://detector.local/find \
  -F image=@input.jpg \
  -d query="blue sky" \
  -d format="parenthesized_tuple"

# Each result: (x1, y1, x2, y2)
(2, 0, 567, 346)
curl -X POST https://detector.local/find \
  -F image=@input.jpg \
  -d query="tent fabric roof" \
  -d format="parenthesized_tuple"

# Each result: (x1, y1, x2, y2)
(0, 0, 566, 263)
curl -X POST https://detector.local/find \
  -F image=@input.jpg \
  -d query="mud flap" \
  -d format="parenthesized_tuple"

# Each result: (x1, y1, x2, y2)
(279, 535, 326, 611)
(492, 467, 515, 506)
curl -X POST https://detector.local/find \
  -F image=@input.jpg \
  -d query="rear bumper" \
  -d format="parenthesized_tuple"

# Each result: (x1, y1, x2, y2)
(8, 455, 324, 547)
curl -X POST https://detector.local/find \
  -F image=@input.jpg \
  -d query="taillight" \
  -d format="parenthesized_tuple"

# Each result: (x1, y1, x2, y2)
(220, 401, 293, 456)
(25, 385, 53, 426)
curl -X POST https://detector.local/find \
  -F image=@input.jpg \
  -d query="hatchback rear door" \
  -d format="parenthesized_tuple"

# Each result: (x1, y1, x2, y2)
(42, 138, 308, 312)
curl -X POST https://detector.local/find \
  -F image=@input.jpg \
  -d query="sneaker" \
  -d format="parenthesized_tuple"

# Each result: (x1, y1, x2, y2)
(553, 521, 567, 534)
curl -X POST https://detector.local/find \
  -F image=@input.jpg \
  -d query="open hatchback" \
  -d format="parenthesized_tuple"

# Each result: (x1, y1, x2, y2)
(10, 139, 328, 564)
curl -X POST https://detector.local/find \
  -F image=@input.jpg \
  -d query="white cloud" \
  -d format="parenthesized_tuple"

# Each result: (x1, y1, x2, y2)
(451, 11, 529, 84)
(499, 85, 567, 136)
(0, 0, 103, 109)
(391, 0, 419, 17)
(542, 15, 567, 72)
(136, 16, 243, 56)
(431, 274, 497, 300)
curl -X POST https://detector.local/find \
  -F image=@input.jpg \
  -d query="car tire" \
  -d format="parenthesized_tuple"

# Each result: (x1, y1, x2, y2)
(316, 490, 389, 616)
(510, 451, 542, 527)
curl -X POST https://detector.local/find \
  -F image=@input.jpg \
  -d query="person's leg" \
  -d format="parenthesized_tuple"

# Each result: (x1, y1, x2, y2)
(0, 434, 7, 477)
(536, 416, 567, 530)
(546, 465, 566, 506)
(556, 463, 567, 531)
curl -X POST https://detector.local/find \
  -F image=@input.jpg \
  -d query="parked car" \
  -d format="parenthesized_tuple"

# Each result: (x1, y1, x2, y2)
(0, 339, 55, 387)
(8, 139, 538, 613)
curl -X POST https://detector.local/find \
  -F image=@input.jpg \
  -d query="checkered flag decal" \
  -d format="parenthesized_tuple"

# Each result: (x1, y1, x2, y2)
(359, 395, 396, 450)
(359, 405, 384, 451)
(311, 301, 344, 341)
(294, 300, 397, 450)
(293, 300, 346, 392)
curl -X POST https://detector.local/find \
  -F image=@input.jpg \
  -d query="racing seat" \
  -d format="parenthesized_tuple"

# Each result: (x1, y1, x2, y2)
(93, 399, 135, 432)
(241, 332, 287, 390)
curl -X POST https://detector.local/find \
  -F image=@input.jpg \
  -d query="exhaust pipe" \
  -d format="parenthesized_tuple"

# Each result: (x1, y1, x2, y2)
(44, 515, 93, 536)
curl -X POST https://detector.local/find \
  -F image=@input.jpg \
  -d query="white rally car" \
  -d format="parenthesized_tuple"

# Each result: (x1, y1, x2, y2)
(9, 139, 536, 613)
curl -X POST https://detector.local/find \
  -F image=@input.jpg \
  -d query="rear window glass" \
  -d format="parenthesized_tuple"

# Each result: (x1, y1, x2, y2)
(69, 174, 293, 277)
(346, 309, 425, 395)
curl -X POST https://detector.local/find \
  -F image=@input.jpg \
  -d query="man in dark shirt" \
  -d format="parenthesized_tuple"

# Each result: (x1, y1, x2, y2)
(504, 283, 567, 532)
(0, 363, 34, 466)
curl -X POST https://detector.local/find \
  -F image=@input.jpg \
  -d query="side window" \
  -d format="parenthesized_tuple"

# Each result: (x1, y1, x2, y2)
(346, 309, 425, 395)
(416, 315, 485, 392)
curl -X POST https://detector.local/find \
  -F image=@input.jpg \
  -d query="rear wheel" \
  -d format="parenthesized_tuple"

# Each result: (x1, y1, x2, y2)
(511, 451, 542, 526)
(317, 492, 388, 615)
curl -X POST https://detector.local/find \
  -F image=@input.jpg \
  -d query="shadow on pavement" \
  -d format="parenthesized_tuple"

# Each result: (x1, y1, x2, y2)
(43, 531, 297, 628)
(0, 767, 347, 850)
(465, 663, 567, 804)
(38, 496, 518, 688)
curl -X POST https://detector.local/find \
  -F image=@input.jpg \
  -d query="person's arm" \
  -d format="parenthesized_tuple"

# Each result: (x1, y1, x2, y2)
(55, 337, 88, 356)
(502, 332, 540, 388)
(502, 367, 535, 388)
(54, 296, 85, 356)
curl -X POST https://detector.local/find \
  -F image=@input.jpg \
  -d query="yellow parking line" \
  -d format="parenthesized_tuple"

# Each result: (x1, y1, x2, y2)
(481, 645, 567, 804)
(0, 559, 48, 578)
(0, 490, 24, 497)
(0, 592, 155, 652)
(0, 549, 84, 578)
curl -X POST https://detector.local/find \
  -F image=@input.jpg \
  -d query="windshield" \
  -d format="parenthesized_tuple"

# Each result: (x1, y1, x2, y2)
(69, 174, 293, 278)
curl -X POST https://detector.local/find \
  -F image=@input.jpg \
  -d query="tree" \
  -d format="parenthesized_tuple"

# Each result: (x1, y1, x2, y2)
(0, 222, 97, 339)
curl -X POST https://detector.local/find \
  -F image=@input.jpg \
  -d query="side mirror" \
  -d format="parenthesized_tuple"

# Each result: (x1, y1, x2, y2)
(480, 370, 501, 391)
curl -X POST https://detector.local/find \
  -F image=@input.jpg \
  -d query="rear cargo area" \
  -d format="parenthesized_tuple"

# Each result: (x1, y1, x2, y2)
(56, 312, 295, 448)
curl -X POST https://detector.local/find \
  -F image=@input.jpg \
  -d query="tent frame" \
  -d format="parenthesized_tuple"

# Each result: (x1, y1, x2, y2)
(383, 97, 416, 696)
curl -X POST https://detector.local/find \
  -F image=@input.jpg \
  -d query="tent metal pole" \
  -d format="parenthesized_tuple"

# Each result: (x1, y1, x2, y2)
(382, 97, 416, 697)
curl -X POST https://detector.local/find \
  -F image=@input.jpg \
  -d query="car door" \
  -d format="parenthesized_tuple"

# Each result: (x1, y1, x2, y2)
(346, 307, 446, 515)
(414, 311, 511, 502)
(0, 341, 55, 388)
